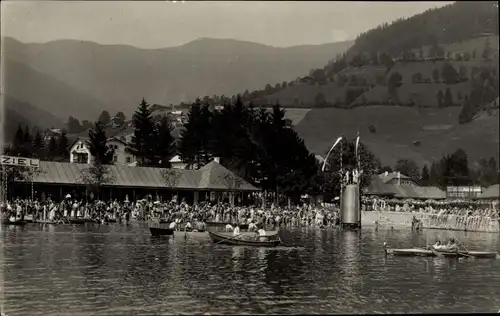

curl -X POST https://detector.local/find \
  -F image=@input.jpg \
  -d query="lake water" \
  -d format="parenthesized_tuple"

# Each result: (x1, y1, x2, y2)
(1, 223, 500, 315)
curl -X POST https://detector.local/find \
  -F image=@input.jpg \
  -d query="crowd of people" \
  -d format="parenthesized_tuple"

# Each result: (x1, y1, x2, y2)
(0, 194, 342, 228)
(362, 195, 499, 219)
(1, 192, 498, 227)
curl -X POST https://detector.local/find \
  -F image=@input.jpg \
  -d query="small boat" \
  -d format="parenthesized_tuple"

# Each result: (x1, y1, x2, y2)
(1, 219, 28, 226)
(208, 231, 281, 247)
(206, 222, 249, 230)
(384, 243, 499, 259)
(462, 251, 499, 259)
(149, 227, 174, 236)
(177, 230, 278, 238)
(430, 248, 468, 258)
(68, 218, 86, 225)
(384, 247, 435, 257)
(38, 220, 58, 224)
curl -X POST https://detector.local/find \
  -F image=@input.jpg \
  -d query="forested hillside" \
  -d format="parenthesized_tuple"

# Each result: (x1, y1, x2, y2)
(348, 1, 498, 57)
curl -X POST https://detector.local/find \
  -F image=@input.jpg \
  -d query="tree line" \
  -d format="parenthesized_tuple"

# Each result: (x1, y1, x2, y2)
(385, 149, 499, 188)
(65, 110, 127, 134)
(6, 124, 69, 161)
(349, 1, 498, 58)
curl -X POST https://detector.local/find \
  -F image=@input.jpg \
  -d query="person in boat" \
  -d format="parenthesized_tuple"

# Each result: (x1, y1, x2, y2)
(432, 240, 446, 250)
(184, 221, 193, 232)
(444, 238, 459, 252)
(248, 221, 257, 232)
(257, 227, 268, 241)
(195, 220, 206, 232)
(233, 225, 241, 238)
(169, 221, 177, 230)
(225, 224, 234, 232)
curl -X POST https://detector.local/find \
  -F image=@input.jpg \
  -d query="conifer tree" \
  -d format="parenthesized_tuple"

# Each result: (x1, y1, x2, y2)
(87, 122, 115, 165)
(47, 136, 58, 160)
(153, 115, 176, 167)
(32, 129, 45, 159)
(128, 98, 156, 166)
(12, 124, 24, 156)
(58, 130, 69, 159)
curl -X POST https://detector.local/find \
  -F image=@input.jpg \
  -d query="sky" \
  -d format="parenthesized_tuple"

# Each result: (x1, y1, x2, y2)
(1, 1, 453, 49)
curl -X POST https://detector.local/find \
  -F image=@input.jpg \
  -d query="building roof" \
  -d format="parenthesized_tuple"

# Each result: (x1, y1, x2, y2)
(364, 177, 396, 196)
(378, 171, 411, 184)
(365, 176, 446, 199)
(69, 136, 90, 150)
(477, 184, 500, 200)
(391, 185, 446, 200)
(169, 155, 183, 163)
(197, 161, 259, 191)
(22, 160, 259, 191)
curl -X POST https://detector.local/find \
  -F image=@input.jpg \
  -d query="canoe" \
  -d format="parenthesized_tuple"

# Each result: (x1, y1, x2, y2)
(430, 248, 468, 258)
(462, 251, 499, 259)
(384, 244, 499, 259)
(149, 227, 174, 236)
(384, 248, 435, 257)
(208, 231, 281, 247)
(1, 219, 27, 226)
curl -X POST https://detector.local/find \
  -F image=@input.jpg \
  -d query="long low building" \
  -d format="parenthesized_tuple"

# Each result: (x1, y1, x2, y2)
(364, 172, 447, 200)
(13, 160, 260, 204)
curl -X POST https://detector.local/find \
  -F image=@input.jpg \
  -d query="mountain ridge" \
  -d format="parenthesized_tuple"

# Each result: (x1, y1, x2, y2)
(3, 36, 353, 119)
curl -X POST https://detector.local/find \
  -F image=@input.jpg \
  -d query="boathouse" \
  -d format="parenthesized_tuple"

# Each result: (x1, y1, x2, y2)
(12, 160, 260, 204)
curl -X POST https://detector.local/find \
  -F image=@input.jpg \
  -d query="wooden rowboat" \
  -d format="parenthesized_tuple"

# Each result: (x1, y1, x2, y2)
(206, 222, 249, 230)
(1, 219, 27, 226)
(68, 218, 86, 225)
(176, 230, 279, 238)
(149, 227, 174, 236)
(2, 219, 28, 226)
(208, 231, 281, 247)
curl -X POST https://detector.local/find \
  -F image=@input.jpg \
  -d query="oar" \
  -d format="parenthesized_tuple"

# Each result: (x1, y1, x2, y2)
(456, 238, 470, 253)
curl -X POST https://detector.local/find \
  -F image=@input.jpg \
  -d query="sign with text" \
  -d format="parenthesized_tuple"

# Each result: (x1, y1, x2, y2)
(0, 155, 40, 168)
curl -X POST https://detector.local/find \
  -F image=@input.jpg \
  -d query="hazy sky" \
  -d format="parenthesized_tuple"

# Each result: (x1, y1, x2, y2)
(2, 1, 452, 48)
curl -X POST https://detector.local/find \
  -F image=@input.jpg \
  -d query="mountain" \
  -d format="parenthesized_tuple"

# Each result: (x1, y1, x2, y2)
(2, 37, 353, 119)
(348, 1, 499, 57)
(2, 57, 110, 121)
(2, 95, 64, 143)
(249, 1, 499, 167)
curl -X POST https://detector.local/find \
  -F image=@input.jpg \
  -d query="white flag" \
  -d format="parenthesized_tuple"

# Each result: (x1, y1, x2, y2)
(322, 136, 343, 172)
(355, 134, 360, 160)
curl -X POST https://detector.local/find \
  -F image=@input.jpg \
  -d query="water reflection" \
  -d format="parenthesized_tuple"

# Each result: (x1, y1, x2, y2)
(1, 224, 500, 315)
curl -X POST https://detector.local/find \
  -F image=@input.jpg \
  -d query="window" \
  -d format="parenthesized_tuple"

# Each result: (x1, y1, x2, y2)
(126, 157, 131, 163)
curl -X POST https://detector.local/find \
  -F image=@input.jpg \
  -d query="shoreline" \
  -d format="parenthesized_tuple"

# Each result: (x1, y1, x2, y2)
(361, 211, 500, 233)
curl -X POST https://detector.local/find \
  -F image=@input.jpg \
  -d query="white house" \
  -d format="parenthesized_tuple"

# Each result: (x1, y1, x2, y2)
(69, 137, 92, 164)
(169, 155, 188, 169)
(107, 137, 136, 165)
(69, 136, 136, 165)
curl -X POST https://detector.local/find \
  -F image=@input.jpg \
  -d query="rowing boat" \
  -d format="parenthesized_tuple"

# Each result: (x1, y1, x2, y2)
(1, 219, 27, 226)
(208, 231, 281, 247)
(206, 222, 249, 230)
(176, 230, 279, 238)
(149, 227, 174, 236)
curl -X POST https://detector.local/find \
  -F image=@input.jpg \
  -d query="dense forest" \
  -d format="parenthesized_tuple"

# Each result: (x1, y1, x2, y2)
(348, 1, 499, 57)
